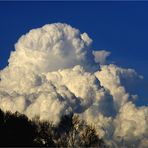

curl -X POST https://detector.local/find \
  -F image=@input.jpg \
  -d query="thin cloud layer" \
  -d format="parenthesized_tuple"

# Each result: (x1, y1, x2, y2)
(0, 23, 147, 147)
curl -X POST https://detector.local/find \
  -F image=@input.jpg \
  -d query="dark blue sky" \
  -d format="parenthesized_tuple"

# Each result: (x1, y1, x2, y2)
(0, 1, 148, 105)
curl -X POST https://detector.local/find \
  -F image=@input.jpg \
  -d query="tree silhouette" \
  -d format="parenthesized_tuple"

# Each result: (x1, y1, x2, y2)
(0, 109, 107, 147)
(0, 110, 37, 146)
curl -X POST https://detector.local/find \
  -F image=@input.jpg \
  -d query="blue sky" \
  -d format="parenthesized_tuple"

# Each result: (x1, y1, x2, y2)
(0, 1, 148, 105)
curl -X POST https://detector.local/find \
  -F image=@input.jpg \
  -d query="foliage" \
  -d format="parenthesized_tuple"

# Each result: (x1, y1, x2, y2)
(0, 109, 107, 147)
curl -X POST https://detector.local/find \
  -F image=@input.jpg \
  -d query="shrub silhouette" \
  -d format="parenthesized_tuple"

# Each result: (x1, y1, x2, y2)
(0, 109, 107, 147)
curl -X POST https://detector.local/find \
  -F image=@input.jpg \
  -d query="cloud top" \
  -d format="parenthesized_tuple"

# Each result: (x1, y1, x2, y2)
(9, 23, 95, 73)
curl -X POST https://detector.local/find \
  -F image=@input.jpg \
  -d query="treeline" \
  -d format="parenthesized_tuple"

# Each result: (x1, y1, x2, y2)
(0, 109, 107, 147)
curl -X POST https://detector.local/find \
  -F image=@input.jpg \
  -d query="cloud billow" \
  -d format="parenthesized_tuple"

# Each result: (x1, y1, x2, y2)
(0, 23, 147, 147)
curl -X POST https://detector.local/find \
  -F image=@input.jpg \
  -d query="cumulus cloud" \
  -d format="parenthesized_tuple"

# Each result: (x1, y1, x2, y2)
(0, 23, 147, 147)
(95, 64, 142, 110)
(8, 23, 95, 73)
(93, 50, 110, 64)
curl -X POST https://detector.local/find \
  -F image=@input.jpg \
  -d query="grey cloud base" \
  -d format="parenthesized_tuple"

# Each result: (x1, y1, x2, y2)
(0, 23, 147, 147)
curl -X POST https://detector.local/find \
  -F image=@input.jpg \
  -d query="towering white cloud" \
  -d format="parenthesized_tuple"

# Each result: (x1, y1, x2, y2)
(0, 23, 147, 147)
(8, 23, 94, 73)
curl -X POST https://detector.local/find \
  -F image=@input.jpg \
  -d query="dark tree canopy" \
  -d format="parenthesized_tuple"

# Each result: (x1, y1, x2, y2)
(0, 109, 107, 147)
